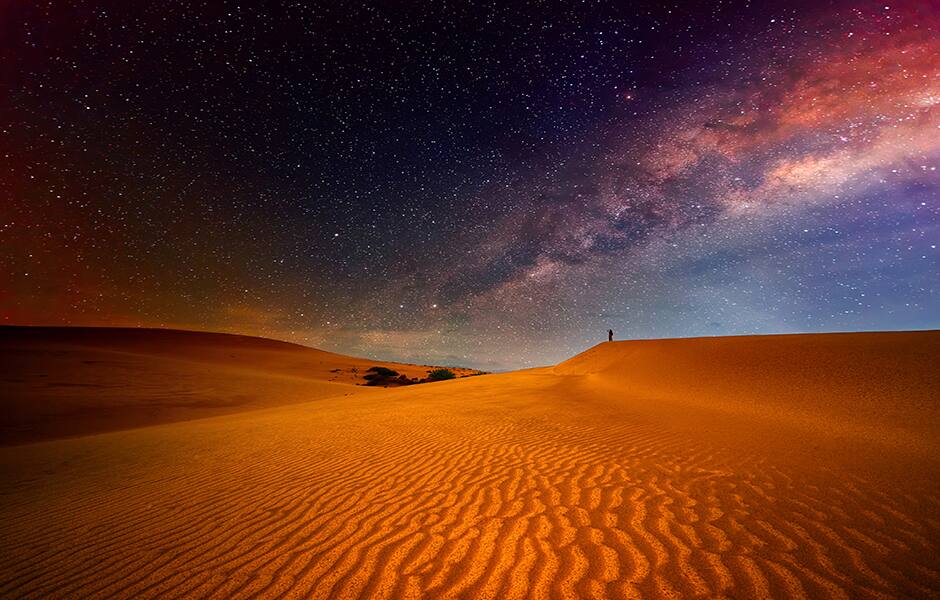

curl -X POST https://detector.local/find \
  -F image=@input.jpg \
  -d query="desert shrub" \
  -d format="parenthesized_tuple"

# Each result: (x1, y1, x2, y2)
(366, 366, 398, 378)
(363, 365, 411, 386)
(427, 368, 456, 381)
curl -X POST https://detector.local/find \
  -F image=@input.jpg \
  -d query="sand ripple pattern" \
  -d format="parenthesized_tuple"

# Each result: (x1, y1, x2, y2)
(1, 373, 938, 599)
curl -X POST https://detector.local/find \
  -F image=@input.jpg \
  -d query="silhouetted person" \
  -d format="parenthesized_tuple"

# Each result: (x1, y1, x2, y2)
(608, 329, 613, 342)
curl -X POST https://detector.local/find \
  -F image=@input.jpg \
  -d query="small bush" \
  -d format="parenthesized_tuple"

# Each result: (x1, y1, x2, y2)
(427, 368, 456, 381)
(363, 365, 408, 386)
(366, 366, 399, 378)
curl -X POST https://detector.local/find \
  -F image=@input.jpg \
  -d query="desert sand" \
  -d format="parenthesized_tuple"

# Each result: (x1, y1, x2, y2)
(0, 328, 938, 598)
(0, 326, 478, 445)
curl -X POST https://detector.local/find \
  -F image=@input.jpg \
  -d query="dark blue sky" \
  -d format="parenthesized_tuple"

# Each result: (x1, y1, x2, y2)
(3, 0, 938, 370)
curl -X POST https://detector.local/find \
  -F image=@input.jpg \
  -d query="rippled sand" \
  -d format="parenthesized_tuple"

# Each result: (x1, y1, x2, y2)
(1, 329, 937, 598)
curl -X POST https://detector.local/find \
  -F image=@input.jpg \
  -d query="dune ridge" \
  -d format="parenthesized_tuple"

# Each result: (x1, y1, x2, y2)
(0, 326, 477, 445)
(0, 329, 938, 598)
(557, 331, 940, 463)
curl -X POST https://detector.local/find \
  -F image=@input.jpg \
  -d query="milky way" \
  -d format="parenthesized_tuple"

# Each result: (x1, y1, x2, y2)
(2, 1, 938, 370)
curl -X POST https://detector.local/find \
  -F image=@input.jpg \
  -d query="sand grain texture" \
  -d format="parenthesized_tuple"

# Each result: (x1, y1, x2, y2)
(1, 329, 938, 599)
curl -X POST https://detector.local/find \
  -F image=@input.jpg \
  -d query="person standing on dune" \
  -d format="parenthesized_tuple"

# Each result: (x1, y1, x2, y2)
(608, 329, 613, 342)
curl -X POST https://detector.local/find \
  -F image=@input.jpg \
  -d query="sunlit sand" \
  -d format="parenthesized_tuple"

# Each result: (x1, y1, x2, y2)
(1, 327, 937, 598)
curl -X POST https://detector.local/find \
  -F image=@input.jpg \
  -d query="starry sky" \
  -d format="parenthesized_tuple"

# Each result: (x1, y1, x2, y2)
(2, 1, 938, 371)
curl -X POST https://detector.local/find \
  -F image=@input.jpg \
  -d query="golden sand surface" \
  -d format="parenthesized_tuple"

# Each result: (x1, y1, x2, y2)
(0, 326, 477, 445)
(0, 328, 937, 598)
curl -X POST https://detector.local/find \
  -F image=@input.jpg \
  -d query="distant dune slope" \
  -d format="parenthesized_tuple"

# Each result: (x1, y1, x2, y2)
(556, 331, 940, 461)
(0, 326, 475, 445)
(0, 330, 937, 598)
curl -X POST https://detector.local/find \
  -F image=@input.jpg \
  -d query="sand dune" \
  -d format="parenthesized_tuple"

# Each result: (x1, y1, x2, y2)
(0, 326, 478, 445)
(556, 332, 940, 472)
(0, 329, 938, 598)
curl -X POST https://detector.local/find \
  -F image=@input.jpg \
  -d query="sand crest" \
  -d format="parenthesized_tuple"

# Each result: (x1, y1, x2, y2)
(0, 326, 476, 445)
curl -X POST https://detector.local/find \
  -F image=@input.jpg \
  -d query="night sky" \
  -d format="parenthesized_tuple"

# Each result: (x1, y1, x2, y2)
(3, 1, 938, 370)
